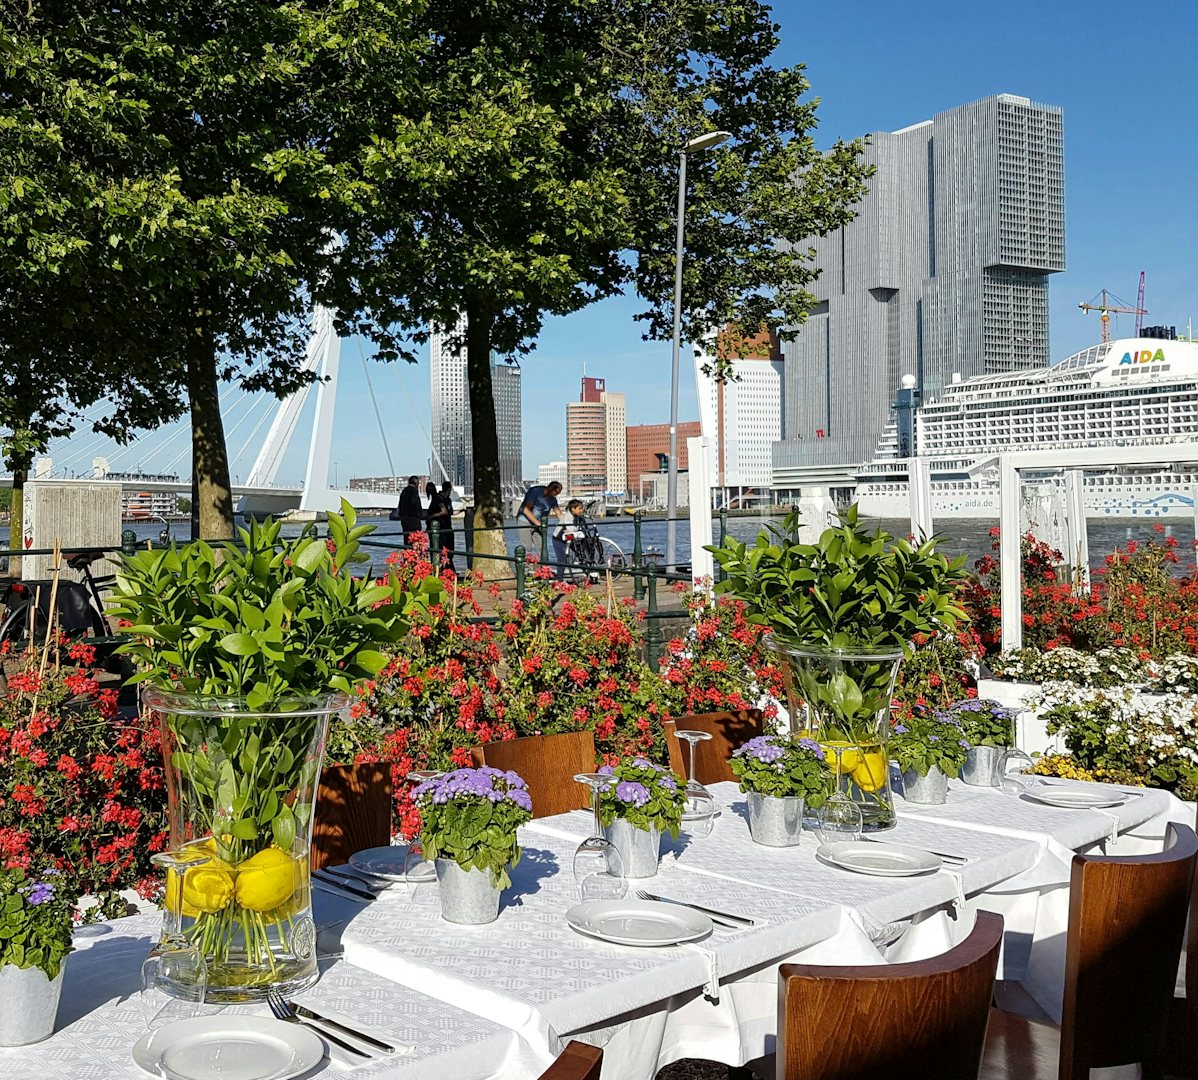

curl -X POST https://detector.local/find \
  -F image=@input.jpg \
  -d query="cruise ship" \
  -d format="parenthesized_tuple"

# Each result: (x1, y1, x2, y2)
(854, 335, 1198, 519)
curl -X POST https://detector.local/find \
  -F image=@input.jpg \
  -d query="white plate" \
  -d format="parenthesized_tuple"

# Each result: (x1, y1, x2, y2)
(132, 1016, 324, 1080)
(817, 840, 942, 877)
(350, 845, 437, 883)
(566, 899, 712, 946)
(1021, 787, 1128, 810)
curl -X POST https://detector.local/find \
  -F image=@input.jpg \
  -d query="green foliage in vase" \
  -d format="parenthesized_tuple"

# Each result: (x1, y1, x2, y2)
(110, 504, 433, 707)
(709, 505, 969, 653)
(0, 869, 74, 980)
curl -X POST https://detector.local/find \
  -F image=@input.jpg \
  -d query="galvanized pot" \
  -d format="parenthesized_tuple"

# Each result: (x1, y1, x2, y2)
(746, 793, 805, 847)
(901, 766, 949, 805)
(602, 818, 661, 879)
(435, 859, 502, 925)
(0, 962, 66, 1046)
(961, 745, 1005, 787)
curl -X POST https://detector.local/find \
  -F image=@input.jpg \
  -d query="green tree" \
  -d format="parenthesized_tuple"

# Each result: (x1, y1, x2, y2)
(0, 3, 423, 539)
(336, 0, 871, 556)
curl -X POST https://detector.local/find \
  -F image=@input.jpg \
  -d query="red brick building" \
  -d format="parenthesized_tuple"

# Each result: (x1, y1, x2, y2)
(625, 421, 701, 500)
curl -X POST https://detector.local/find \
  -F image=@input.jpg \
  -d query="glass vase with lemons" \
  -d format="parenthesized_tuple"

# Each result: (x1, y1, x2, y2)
(113, 504, 433, 1000)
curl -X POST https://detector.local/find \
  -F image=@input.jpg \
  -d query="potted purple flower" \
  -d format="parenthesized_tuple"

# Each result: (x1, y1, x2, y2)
(0, 869, 74, 1046)
(413, 767, 533, 924)
(598, 759, 687, 878)
(730, 735, 832, 847)
(892, 710, 971, 805)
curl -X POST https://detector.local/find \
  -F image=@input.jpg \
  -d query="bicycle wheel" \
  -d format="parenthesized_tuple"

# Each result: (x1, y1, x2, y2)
(598, 538, 626, 570)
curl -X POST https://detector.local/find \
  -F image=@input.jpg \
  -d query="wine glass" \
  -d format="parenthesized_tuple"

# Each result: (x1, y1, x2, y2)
(572, 773, 627, 901)
(996, 748, 1037, 796)
(672, 729, 717, 838)
(140, 847, 210, 1029)
(404, 770, 443, 883)
(815, 745, 864, 845)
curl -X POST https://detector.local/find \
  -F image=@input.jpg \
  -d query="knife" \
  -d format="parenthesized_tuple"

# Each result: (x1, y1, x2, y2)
(312, 872, 376, 902)
(320, 866, 389, 891)
(638, 891, 758, 927)
(288, 1001, 402, 1054)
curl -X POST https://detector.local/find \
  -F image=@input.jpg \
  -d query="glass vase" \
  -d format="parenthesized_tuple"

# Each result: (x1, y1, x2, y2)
(143, 689, 346, 1002)
(784, 644, 904, 832)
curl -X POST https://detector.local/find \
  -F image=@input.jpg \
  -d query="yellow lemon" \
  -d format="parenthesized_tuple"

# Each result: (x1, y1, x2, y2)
(852, 752, 888, 793)
(821, 740, 861, 773)
(234, 847, 298, 913)
(182, 861, 235, 914)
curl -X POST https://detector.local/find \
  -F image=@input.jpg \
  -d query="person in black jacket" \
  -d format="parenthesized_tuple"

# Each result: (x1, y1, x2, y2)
(396, 475, 423, 545)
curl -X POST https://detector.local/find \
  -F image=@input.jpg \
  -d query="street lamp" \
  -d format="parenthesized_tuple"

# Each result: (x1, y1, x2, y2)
(666, 130, 731, 573)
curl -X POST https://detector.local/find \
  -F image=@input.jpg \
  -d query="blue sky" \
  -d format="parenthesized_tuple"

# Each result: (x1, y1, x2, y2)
(50, 0, 1198, 485)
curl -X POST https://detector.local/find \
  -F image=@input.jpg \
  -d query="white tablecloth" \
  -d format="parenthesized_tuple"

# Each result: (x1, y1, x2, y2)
(3, 914, 535, 1080)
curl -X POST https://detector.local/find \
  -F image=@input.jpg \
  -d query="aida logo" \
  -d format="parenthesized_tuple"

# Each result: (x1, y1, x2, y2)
(1119, 349, 1166, 366)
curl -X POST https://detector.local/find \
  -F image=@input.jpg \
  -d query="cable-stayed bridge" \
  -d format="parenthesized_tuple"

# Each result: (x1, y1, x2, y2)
(9, 305, 436, 517)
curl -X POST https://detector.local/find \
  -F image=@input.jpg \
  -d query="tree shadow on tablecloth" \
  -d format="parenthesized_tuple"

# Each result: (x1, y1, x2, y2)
(502, 845, 559, 908)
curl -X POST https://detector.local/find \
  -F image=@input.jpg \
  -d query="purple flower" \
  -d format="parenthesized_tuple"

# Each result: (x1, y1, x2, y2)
(928, 735, 940, 743)
(597, 764, 615, 776)
(736, 735, 786, 764)
(795, 737, 826, 761)
(615, 780, 650, 807)
(508, 788, 533, 812)
(892, 723, 909, 735)
(26, 882, 55, 906)
(657, 775, 677, 791)
(959, 739, 971, 749)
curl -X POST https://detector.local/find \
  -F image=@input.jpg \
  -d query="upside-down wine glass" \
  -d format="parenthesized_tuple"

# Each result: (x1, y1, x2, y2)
(403, 770, 444, 883)
(140, 846, 211, 1029)
(572, 773, 628, 901)
(815, 745, 864, 845)
(996, 748, 1037, 796)
(672, 729, 717, 838)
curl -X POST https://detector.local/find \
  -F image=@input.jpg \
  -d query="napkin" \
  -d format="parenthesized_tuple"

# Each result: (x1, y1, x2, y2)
(1091, 808, 1121, 845)
(940, 866, 966, 912)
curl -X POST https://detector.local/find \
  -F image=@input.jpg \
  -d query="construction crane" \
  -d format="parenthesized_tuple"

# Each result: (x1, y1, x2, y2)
(1079, 286, 1148, 343)
(1136, 271, 1146, 335)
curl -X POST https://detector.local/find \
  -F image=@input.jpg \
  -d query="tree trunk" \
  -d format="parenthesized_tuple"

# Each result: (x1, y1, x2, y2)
(187, 324, 234, 540)
(465, 300, 506, 561)
(7, 460, 27, 576)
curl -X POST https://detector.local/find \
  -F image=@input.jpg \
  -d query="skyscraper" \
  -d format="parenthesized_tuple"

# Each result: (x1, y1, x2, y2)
(565, 379, 626, 498)
(772, 93, 1064, 487)
(430, 317, 523, 494)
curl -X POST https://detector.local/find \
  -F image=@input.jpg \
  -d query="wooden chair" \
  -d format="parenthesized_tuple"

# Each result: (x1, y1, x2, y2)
(664, 709, 764, 784)
(1164, 803, 1198, 1079)
(775, 909, 1003, 1080)
(981, 821, 1198, 1080)
(470, 730, 596, 818)
(310, 762, 392, 871)
(536, 1041, 602, 1080)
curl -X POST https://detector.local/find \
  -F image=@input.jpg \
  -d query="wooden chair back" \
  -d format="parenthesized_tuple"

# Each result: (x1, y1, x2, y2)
(664, 710, 764, 784)
(537, 1041, 602, 1080)
(310, 762, 392, 871)
(470, 730, 595, 818)
(777, 909, 1003, 1080)
(1059, 821, 1197, 1080)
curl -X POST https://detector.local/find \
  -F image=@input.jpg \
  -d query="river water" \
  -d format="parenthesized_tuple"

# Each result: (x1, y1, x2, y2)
(121, 512, 1196, 578)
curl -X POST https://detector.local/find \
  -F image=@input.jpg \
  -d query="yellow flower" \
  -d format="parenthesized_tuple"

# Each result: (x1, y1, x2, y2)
(235, 847, 299, 913)
(852, 753, 888, 793)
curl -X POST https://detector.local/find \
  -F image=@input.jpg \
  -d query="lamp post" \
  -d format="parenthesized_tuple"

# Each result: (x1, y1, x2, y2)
(666, 130, 731, 573)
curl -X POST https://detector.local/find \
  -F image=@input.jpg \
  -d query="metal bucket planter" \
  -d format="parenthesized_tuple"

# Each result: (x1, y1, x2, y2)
(961, 745, 1005, 787)
(602, 819, 661, 879)
(746, 793, 805, 847)
(435, 860, 502, 925)
(901, 766, 949, 805)
(0, 962, 66, 1046)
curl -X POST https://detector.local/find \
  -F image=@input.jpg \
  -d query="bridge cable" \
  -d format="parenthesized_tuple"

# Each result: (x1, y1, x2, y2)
(356, 340, 397, 481)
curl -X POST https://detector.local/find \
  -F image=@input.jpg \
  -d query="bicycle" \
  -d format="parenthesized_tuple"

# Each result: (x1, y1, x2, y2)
(557, 517, 628, 583)
(0, 551, 119, 653)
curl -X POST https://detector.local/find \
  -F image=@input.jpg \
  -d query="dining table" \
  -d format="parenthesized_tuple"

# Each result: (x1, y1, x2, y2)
(8, 774, 1191, 1080)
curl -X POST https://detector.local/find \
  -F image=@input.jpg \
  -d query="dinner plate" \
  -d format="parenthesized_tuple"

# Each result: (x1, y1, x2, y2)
(349, 845, 437, 883)
(1021, 787, 1128, 810)
(132, 1016, 324, 1080)
(817, 840, 942, 877)
(566, 899, 713, 946)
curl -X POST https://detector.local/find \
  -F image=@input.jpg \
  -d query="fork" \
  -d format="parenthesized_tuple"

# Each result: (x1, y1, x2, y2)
(266, 989, 372, 1058)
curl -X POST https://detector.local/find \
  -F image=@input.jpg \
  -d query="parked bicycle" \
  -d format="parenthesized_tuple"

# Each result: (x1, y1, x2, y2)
(555, 510, 627, 583)
(0, 551, 119, 652)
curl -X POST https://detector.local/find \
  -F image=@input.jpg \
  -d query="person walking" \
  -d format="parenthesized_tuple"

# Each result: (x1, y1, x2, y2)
(518, 480, 561, 566)
(425, 481, 452, 559)
(439, 482, 456, 554)
(396, 475, 423, 545)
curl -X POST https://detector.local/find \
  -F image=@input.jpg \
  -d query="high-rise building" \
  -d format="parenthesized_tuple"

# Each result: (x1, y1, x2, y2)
(536, 460, 568, 487)
(626, 421, 700, 500)
(695, 329, 784, 501)
(430, 317, 523, 494)
(772, 93, 1064, 489)
(565, 379, 627, 498)
(601, 390, 626, 498)
(580, 376, 606, 403)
